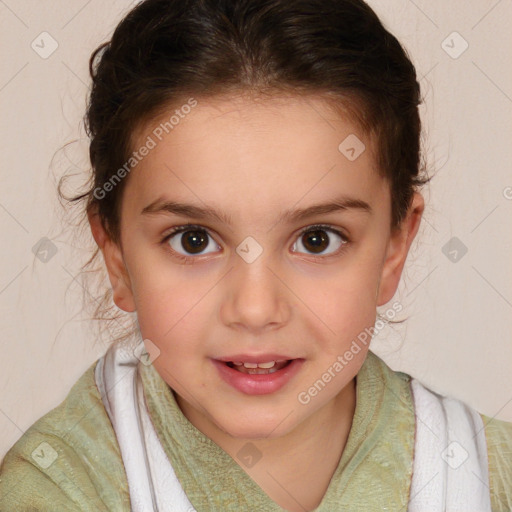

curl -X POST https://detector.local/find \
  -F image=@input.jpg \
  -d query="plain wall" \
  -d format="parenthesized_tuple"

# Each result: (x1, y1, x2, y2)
(1, 0, 511, 460)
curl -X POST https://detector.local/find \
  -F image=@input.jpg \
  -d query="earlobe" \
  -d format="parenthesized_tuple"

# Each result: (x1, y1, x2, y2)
(376, 192, 425, 307)
(87, 207, 136, 313)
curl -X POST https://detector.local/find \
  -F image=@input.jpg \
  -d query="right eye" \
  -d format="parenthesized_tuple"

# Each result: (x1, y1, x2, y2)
(161, 224, 221, 258)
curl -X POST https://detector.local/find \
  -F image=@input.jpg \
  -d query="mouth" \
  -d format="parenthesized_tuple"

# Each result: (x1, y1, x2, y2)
(224, 360, 293, 375)
(212, 357, 304, 395)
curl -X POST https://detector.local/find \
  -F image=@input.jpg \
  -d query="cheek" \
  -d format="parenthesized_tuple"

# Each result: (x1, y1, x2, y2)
(132, 269, 211, 351)
(294, 257, 381, 333)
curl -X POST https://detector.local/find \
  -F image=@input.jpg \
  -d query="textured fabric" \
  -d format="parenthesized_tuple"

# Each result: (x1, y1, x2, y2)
(1, 346, 511, 511)
(94, 337, 196, 511)
(483, 413, 512, 511)
(0, 358, 130, 511)
(407, 379, 492, 511)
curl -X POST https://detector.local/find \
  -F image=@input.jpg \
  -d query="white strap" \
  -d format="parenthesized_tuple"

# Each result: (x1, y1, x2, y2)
(95, 337, 196, 512)
(408, 378, 492, 512)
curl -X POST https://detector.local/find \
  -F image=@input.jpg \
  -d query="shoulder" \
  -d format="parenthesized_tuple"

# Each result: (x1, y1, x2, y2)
(480, 413, 512, 511)
(367, 352, 512, 510)
(0, 358, 130, 511)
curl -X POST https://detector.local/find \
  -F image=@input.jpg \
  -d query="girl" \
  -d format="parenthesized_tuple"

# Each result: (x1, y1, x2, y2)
(1, 0, 511, 510)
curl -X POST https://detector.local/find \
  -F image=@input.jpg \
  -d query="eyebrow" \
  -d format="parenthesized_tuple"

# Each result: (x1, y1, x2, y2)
(140, 195, 373, 225)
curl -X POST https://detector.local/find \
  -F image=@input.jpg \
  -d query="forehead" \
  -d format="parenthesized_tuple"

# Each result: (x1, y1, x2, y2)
(123, 93, 388, 221)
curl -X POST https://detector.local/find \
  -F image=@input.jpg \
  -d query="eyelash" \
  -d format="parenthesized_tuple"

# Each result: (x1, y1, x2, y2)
(160, 223, 350, 263)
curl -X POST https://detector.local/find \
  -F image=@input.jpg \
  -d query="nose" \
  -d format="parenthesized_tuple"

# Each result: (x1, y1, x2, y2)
(220, 253, 291, 334)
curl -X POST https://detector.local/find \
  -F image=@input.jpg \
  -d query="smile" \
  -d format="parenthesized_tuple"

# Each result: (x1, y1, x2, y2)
(226, 360, 291, 374)
(211, 358, 304, 395)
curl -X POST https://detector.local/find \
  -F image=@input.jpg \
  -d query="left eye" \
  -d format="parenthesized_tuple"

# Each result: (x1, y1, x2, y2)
(291, 226, 347, 256)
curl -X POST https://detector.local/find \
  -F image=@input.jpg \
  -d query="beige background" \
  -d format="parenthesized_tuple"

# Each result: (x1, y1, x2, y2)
(1, 0, 511, 460)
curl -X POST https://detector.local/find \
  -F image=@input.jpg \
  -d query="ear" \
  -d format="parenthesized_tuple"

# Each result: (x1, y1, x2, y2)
(376, 192, 424, 306)
(87, 206, 136, 313)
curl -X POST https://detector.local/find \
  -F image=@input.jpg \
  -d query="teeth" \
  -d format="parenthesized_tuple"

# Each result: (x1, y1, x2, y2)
(229, 361, 280, 368)
(228, 359, 292, 375)
(240, 361, 276, 369)
(256, 361, 276, 369)
(226, 359, 292, 373)
(243, 362, 259, 368)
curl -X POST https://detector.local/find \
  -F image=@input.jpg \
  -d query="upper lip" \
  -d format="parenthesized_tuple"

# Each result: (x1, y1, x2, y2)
(215, 354, 297, 363)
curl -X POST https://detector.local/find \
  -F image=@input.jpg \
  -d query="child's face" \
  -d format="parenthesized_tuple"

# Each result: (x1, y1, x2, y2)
(91, 93, 423, 440)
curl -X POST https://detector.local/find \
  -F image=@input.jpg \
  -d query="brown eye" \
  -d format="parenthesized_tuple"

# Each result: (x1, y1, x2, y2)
(292, 226, 347, 256)
(166, 228, 219, 256)
(181, 230, 208, 253)
(302, 229, 329, 253)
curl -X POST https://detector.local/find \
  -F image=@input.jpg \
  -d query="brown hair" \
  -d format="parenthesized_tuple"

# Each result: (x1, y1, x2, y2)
(59, 0, 432, 345)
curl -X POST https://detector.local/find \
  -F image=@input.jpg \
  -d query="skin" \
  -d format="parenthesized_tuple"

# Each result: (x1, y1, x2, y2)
(88, 92, 424, 511)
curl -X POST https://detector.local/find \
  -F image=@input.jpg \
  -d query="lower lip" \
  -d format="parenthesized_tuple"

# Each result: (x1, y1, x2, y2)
(211, 359, 304, 395)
